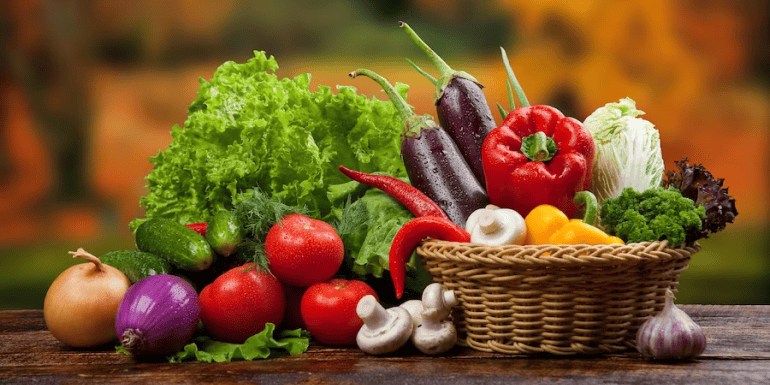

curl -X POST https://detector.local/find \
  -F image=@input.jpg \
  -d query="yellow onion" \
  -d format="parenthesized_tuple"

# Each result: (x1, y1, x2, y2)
(44, 248, 131, 348)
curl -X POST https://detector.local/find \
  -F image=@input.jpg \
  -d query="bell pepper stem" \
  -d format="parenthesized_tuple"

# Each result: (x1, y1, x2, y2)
(520, 131, 557, 162)
(574, 191, 599, 226)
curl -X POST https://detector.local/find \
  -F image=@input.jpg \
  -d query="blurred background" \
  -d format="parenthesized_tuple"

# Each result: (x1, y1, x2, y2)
(1, 0, 768, 309)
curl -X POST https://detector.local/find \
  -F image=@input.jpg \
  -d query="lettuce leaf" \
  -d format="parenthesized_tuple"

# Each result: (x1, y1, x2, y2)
(131, 51, 408, 230)
(333, 188, 413, 278)
(169, 324, 309, 363)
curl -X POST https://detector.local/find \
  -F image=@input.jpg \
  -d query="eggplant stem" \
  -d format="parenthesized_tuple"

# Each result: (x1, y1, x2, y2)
(405, 58, 437, 85)
(500, 47, 529, 107)
(349, 69, 420, 130)
(399, 22, 453, 79)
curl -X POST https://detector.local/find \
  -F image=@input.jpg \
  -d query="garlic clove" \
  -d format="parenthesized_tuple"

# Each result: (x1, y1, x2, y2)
(636, 289, 707, 360)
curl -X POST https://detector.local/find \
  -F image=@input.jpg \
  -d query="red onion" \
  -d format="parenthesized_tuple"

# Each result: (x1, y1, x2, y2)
(115, 274, 200, 356)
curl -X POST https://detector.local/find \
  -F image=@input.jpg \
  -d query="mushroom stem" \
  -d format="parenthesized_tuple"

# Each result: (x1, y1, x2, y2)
(442, 290, 458, 309)
(421, 283, 458, 321)
(478, 210, 501, 235)
(357, 295, 389, 330)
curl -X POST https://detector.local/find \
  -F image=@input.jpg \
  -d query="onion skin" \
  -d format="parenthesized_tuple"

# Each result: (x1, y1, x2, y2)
(115, 274, 200, 356)
(636, 289, 707, 360)
(44, 248, 131, 348)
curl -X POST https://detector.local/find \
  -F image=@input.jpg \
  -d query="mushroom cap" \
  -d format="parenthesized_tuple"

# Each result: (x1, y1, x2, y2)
(399, 299, 424, 327)
(356, 307, 414, 355)
(412, 316, 457, 355)
(421, 283, 457, 321)
(470, 208, 526, 246)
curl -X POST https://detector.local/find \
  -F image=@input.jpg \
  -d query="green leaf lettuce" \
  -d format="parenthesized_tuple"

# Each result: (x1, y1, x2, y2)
(169, 324, 310, 363)
(131, 50, 408, 230)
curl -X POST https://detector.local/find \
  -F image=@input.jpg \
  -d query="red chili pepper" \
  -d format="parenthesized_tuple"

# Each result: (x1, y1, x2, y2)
(338, 165, 448, 220)
(389, 216, 470, 299)
(482, 49, 595, 218)
(185, 222, 208, 237)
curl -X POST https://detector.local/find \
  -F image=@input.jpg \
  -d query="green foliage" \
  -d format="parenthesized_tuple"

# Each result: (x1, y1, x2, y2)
(600, 186, 706, 246)
(130, 51, 408, 231)
(168, 324, 309, 363)
(333, 188, 413, 278)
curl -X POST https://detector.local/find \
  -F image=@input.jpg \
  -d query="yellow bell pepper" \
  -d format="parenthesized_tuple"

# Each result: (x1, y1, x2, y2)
(524, 191, 624, 246)
(524, 204, 569, 245)
(549, 219, 624, 245)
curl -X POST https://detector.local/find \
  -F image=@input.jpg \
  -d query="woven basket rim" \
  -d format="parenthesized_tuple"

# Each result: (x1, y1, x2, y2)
(416, 239, 700, 268)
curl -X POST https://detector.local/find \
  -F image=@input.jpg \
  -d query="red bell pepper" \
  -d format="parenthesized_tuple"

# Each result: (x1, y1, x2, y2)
(483, 49, 595, 219)
(482, 105, 594, 218)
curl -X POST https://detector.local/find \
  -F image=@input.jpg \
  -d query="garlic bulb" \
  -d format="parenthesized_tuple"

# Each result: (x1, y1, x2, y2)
(636, 289, 707, 360)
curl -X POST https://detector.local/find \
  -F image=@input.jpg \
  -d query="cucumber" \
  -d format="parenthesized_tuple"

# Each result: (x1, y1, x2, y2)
(205, 210, 245, 257)
(99, 250, 171, 284)
(135, 218, 215, 271)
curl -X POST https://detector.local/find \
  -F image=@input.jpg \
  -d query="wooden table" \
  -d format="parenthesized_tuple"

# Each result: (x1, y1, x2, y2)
(2, 306, 768, 384)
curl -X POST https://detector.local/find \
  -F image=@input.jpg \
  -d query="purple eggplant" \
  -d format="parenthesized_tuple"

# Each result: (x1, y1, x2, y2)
(400, 22, 497, 187)
(349, 69, 489, 228)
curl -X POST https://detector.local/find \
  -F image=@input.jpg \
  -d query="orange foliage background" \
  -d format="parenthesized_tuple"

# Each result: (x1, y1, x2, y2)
(0, 1, 767, 307)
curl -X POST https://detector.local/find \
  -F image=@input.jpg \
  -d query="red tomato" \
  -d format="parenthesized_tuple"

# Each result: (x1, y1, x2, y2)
(199, 263, 285, 343)
(264, 214, 344, 287)
(300, 279, 377, 346)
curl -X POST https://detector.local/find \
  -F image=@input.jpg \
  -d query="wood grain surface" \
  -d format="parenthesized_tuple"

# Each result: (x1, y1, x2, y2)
(1, 306, 769, 384)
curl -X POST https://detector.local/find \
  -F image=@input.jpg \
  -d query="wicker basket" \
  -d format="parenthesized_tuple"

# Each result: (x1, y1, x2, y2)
(415, 240, 700, 355)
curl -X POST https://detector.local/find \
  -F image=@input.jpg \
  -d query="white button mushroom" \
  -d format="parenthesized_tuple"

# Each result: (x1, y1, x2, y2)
(412, 307, 458, 355)
(356, 295, 414, 355)
(468, 207, 526, 246)
(421, 283, 458, 321)
(465, 204, 500, 233)
(399, 299, 425, 328)
(408, 283, 459, 355)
